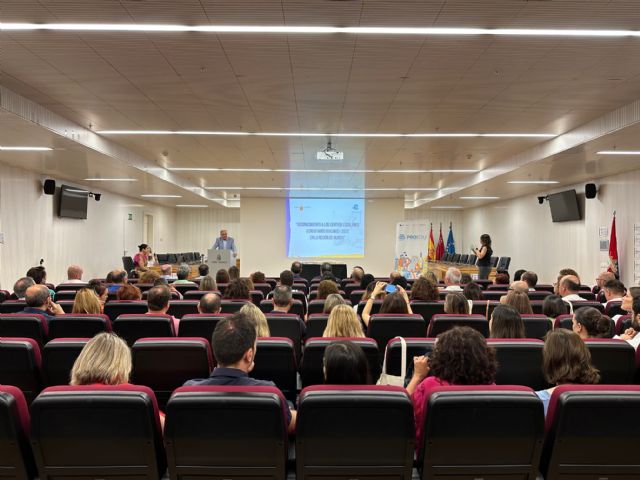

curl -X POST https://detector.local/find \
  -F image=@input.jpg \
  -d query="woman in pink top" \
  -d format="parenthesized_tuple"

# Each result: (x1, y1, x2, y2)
(406, 326, 497, 448)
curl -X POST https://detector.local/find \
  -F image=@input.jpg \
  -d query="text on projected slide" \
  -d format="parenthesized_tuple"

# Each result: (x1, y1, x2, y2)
(287, 199, 364, 258)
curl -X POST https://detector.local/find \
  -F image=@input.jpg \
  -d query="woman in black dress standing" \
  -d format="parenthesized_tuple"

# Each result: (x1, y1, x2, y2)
(474, 234, 493, 280)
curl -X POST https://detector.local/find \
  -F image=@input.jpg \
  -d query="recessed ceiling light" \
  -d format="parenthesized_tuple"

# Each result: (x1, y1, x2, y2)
(459, 196, 501, 200)
(204, 186, 438, 191)
(4, 23, 640, 38)
(507, 180, 559, 184)
(98, 129, 554, 138)
(168, 167, 478, 174)
(0, 146, 52, 151)
(176, 204, 209, 208)
(140, 194, 182, 198)
(597, 150, 640, 155)
(430, 206, 464, 209)
(84, 178, 138, 182)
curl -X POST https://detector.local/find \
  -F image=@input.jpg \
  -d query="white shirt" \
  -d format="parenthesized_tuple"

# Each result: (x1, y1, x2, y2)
(442, 285, 463, 292)
(64, 279, 86, 284)
(562, 294, 586, 314)
(614, 333, 640, 350)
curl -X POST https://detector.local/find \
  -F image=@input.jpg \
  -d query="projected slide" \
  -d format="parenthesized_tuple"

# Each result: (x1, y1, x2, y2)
(287, 199, 365, 258)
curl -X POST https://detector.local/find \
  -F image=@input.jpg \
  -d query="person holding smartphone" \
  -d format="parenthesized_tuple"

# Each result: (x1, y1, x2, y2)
(473, 234, 493, 280)
(362, 281, 412, 326)
(21, 284, 65, 321)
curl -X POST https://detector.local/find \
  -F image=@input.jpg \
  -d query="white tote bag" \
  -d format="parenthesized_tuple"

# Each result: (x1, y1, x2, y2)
(376, 336, 407, 387)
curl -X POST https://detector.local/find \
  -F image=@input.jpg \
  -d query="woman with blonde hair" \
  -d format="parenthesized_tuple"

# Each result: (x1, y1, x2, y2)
(139, 270, 160, 284)
(72, 287, 103, 314)
(240, 303, 270, 337)
(323, 304, 365, 338)
(70, 332, 132, 386)
(502, 290, 533, 315)
(199, 275, 217, 292)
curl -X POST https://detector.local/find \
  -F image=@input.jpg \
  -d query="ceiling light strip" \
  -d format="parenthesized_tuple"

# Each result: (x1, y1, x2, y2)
(3, 24, 640, 38)
(204, 187, 438, 191)
(168, 167, 479, 173)
(597, 150, 640, 155)
(84, 178, 138, 181)
(459, 196, 500, 200)
(141, 194, 182, 198)
(0, 146, 52, 151)
(507, 180, 559, 184)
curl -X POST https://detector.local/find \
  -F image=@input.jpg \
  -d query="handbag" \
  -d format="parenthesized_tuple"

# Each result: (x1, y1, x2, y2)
(376, 336, 407, 387)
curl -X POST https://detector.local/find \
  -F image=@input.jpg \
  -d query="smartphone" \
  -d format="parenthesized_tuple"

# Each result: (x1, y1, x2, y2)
(385, 283, 398, 293)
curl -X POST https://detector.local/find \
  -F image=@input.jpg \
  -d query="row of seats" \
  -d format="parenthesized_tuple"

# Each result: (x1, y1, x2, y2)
(3, 383, 640, 479)
(2, 333, 639, 408)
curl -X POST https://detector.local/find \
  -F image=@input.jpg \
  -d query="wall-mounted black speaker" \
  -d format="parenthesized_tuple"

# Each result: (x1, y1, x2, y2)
(43, 179, 56, 195)
(585, 183, 597, 199)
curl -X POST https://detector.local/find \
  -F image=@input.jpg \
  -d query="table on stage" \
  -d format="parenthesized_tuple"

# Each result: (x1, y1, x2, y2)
(427, 261, 496, 281)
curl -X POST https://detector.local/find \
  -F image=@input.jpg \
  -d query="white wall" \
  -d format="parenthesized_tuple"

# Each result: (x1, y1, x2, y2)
(461, 169, 640, 286)
(239, 197, 405, 277)
(0, 162, 177, 288)
(403, 208, 465, 247)
(175, 207, 240, 254)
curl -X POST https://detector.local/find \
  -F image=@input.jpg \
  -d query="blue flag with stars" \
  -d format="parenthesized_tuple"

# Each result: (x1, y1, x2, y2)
(446, 223, 455, 254)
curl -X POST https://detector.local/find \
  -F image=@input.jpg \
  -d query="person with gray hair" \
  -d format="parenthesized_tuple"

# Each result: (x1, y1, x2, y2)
(65, 264, 85, 283)
(22, 284, 64, 321)
(271, 285, 306, 335)
(13, 276, 35, 299)
(443, 267, 463, 291)
(173, 263, 195, 284)
(198, 293, 222, 314)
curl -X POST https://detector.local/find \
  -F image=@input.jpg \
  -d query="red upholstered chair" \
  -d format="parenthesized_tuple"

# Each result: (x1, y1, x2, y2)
(249, 289, 265, 305)
(47, 314, 111, 340)
(52, 290, 77, 301)
(296, 385, 414, 480)
(42, 338, 89, 386)
(571, 300, 604, 312)
(409, 301, 445, 326)
(250, 337, 298, 402)
(132, 337, 213, 408)
(259, 299, 305, 317)
(265, 313, 304, 361)
(172, 283, 198, 296)
(356, 299, 383, 316)
(367, 314, 426, 351)
(527, 290, 551, 301)
(165, 386, 289, 479)
(0, 300, 28, 314)
(306, 313, 329, 338)
(103, 300, 148, 321)
(520, 314, 553, 340)
(428, 314, 489, 337)
(112, 314, 175, 346)
(178, 313, 229, 343)
(481, 291, 509, 301)
(30, 384, 166, 479)
(0, 385, 37, 479)
(183, 290, 221, 300)
(252, 283, 272, 296)
(300, 337, 381, 388)
(166, 300, 199, 318)
(54, 283, 89, 292)
(541, 385, 640, 479)
(220, 299, 250, 314)
(0, 337, 42, 403)
(56, 300, 75, 314)
(584, 338, 636, 384)
(487, 339, 548, 390)
(615, 314, 632, 334)
(385, 337, 437, 377)
(0, 313, 48, 346)
(420, 385, 544, 480)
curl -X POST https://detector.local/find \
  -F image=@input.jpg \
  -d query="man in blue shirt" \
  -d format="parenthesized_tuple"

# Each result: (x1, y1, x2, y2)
(184, 312, 296, 431)
(22, 284, 65, 322)
(107, 269, 128, 295)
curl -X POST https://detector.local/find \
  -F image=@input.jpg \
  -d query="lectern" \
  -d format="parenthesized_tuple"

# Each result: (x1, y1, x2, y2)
(207, 249, 233, 272)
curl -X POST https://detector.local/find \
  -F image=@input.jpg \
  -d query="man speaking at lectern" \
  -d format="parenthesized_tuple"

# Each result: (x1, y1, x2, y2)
(212, 229, 237, 258)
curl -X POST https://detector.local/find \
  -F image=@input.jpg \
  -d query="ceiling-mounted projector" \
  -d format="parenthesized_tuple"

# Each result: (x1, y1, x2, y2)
(317, 140, 344, 161)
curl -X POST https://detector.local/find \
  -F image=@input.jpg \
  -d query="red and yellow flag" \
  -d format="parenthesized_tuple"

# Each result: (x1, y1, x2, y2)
(608, 213, 619, 278)
(428, 224, 436, 261)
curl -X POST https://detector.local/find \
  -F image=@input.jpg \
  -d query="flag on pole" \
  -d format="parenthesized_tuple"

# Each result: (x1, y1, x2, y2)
(435, 223, 445, 260)
(446, 222, 456, 254)
(428, 223, 436, 261)
(608, 212, 619, 278)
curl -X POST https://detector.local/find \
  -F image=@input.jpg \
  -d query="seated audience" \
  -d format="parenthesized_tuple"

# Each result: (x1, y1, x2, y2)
(489, 304, 525, 338)
(615, 296, 640, 349)
(291, 261, 304, 281)
(542, 294, 568, 319)
(198, 293, 222, 314)
(27, 265, 55, 298)
(360, 273, 375, 290)
(223, 279, 250, 300)
(250, 271, 266, 284)
(12, 276, 35, 299)
(407, 327, 497, 447)
(462, 282, 484, 301)
(350, 266, 365, 284)
(184, 313, 296, 432)
(228, 265, 240, 281)
(145, 285, 179, 333)
(323, 304, 365, 338)
(215, 269, 230, 284)
(173, 264, 195, 284)
(317, 279, 339, 300)
(107, 269, 128, 294)
(424, 271, 439, 284)
(501, 290, 533, 314)
(521, 271, 538, 290)
(554, 268, 580, 294)
(509, 280, 529, 293)
(195, 263, 209, 280)
(320, 262, 337, 282)
(358, 280, 386, 313)
(443, 268, 463, 291)
(391, 275, 409, 291)
(272, 285, 306, 334)
(139, 270, 160, 284)
(620, 286, 640, 316)
(513, 269, 526, 282)
(72, 288, 103, 314)
(363, 283, 412, 326)
(444, 292, 470, 315)
(160, 264, 176, 281)
(460, 273, 473, 285)
(240, 303, 270, 337)
(559, 274, 586, 312)
(572, 306, 612, 339)
(88, 279, 108, 306)
(153, 277, 182, 299)
(323, 341, 370, 384)
(65, 264, 85, 284)
(493, 272, 510, 285)
(602, 278, 625, 307)
(410, 277, 439, 302)
(240, 277, 254, 292)
(322, 293, 345, 314)
(22, 284, 64, 321)
(593, 271, 616, 302)
(116, 283, 142, 301)
(199, 275, 217, 292)
(535, 329, 600, 415)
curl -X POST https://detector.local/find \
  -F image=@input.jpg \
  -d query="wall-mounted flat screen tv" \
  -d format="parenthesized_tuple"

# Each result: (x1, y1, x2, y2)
(59, 184, 89, 219)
